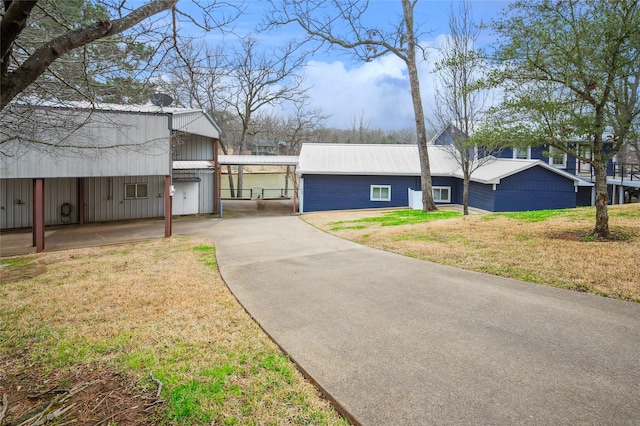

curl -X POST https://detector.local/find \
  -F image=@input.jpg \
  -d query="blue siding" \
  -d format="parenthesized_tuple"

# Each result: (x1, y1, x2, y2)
(530, 146, 546, 160)
(493, 166, 576, 211)
(498, 147, 514, 159)
(432, 177, 461, 204)
(302, 175, 420, 212)
(577, 186, 592, 206)
(468, 181, 495, 211)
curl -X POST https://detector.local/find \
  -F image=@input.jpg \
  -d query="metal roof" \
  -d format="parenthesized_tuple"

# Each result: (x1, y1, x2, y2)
(23, 101, 221, 139)
(173, 160, 215, 170)
(297, 143, 591, 185)
(298, 144, 456, 176)
(219, 155, 298, 166)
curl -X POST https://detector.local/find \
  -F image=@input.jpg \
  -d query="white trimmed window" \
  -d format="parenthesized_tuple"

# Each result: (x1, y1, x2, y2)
(370, 185, 391, 201)
(549, 147, 567, 168)
(432, 186, 451, 203)
(125, 183, 148, 199)
(513, 146, 531, 159)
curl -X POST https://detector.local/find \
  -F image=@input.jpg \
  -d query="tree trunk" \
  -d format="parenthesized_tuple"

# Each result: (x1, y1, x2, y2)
(237, 165, 244, 197)
(226, 166, 235, 198)
(401, 0, 436, 212)
(463, 172, 470, 216)
(593, 160, 610, 238)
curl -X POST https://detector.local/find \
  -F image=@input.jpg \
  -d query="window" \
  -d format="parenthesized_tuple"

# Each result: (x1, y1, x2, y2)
(124, 183, 148, 199)
(370, 185, 391, 201)
(432, 186, 451, 203)
(549, 147, 567, 168)
(513, 146, 531, 159)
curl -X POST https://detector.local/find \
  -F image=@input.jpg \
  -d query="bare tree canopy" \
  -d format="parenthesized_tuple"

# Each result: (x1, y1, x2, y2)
(486, 0, 640, 237)
(432, 0, 495, 215)
(266, 0, 437, 211)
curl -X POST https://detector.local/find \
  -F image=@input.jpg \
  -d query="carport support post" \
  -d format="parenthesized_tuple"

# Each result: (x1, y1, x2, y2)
(32, 178, 45, 252)
(164, 175, 172, 237)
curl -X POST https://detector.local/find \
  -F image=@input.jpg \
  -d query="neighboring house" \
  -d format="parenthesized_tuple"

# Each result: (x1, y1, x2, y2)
(497, 144, 640, 206)
(0, 103, 221, 251)
(431, 123, 640, 206)
(296, 143, 589, 213)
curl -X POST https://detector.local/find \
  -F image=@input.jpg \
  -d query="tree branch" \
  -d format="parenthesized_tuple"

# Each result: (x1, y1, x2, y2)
(1, 0, 177, 111)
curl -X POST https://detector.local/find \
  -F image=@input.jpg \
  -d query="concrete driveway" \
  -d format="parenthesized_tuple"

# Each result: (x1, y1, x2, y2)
(212, 215, 640, 425)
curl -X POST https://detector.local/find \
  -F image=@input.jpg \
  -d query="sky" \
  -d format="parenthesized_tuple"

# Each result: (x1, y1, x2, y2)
(189, 0, 513, 131)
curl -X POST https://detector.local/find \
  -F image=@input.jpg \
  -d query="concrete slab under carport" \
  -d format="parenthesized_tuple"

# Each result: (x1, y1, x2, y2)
(0, 199, 294, 257)
(212, 215, 640, 425)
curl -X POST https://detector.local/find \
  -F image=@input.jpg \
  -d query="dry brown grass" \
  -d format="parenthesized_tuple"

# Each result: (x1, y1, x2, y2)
(0, 237, 347, 424)
(302, 204, 640, 302)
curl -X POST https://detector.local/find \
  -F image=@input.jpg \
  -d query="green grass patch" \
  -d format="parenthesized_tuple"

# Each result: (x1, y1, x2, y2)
(193, 244, 217, 269)
(0, 258, 32, 268)
(0, 239, 347, 425)
(331, 209, 461, 230)
(486, 209, 573, 223)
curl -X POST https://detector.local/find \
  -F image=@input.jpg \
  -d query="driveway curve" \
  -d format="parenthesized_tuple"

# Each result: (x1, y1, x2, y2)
(212, 215, 640, 425)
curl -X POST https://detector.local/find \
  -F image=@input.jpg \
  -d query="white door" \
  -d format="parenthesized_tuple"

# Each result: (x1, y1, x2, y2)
(173, 182, 199, 215)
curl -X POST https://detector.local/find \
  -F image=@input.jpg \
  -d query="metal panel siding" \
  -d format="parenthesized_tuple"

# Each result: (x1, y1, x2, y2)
(173, 134, 214, 160)
(83, 176, 165, 222)
(0, 178, 32, 229)
(171, 112, 220, 139)
(199, 172, 215, 213)
(493, 166, 576, 212)
(1, 111, 171, 178)
(302, 174, 419, 212)
(44, 178, 77, 225)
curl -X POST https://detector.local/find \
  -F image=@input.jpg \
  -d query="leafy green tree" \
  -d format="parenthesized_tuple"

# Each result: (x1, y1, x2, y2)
(486, 0, 640, 237)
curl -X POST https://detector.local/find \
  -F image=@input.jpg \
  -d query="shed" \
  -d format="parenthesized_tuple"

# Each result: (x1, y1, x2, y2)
(0, 102, 221, 251)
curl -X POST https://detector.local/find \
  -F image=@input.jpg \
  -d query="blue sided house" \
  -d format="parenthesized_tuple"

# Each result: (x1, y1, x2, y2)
(296, 143, 592, 213)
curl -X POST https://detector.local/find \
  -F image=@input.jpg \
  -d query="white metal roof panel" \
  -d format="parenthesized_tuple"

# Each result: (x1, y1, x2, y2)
(219, 155, 298, 166)
(297, 143, 459, 176)
(173, 160, 215, 170)
(297, 143, 589, 185)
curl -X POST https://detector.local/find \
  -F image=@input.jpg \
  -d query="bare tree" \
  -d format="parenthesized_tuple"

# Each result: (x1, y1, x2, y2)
(1, 0, 240, 156)
(218, 36, 307, 197)
(266, 0, 437, 211)
(432, 0, 495, 215)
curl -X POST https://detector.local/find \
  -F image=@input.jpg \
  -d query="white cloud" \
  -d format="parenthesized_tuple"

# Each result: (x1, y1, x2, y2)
(301, 39, 445, 131)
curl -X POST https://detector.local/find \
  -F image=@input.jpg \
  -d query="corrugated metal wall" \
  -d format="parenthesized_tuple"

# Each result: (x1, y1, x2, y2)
(84, 176, 165, 223)
(173, 134, 214, 161)
(0, 178, 32, 229)
(1, 176, 166, 229)
(45, 178, 77, 225)
(1, 110, 171, 179)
